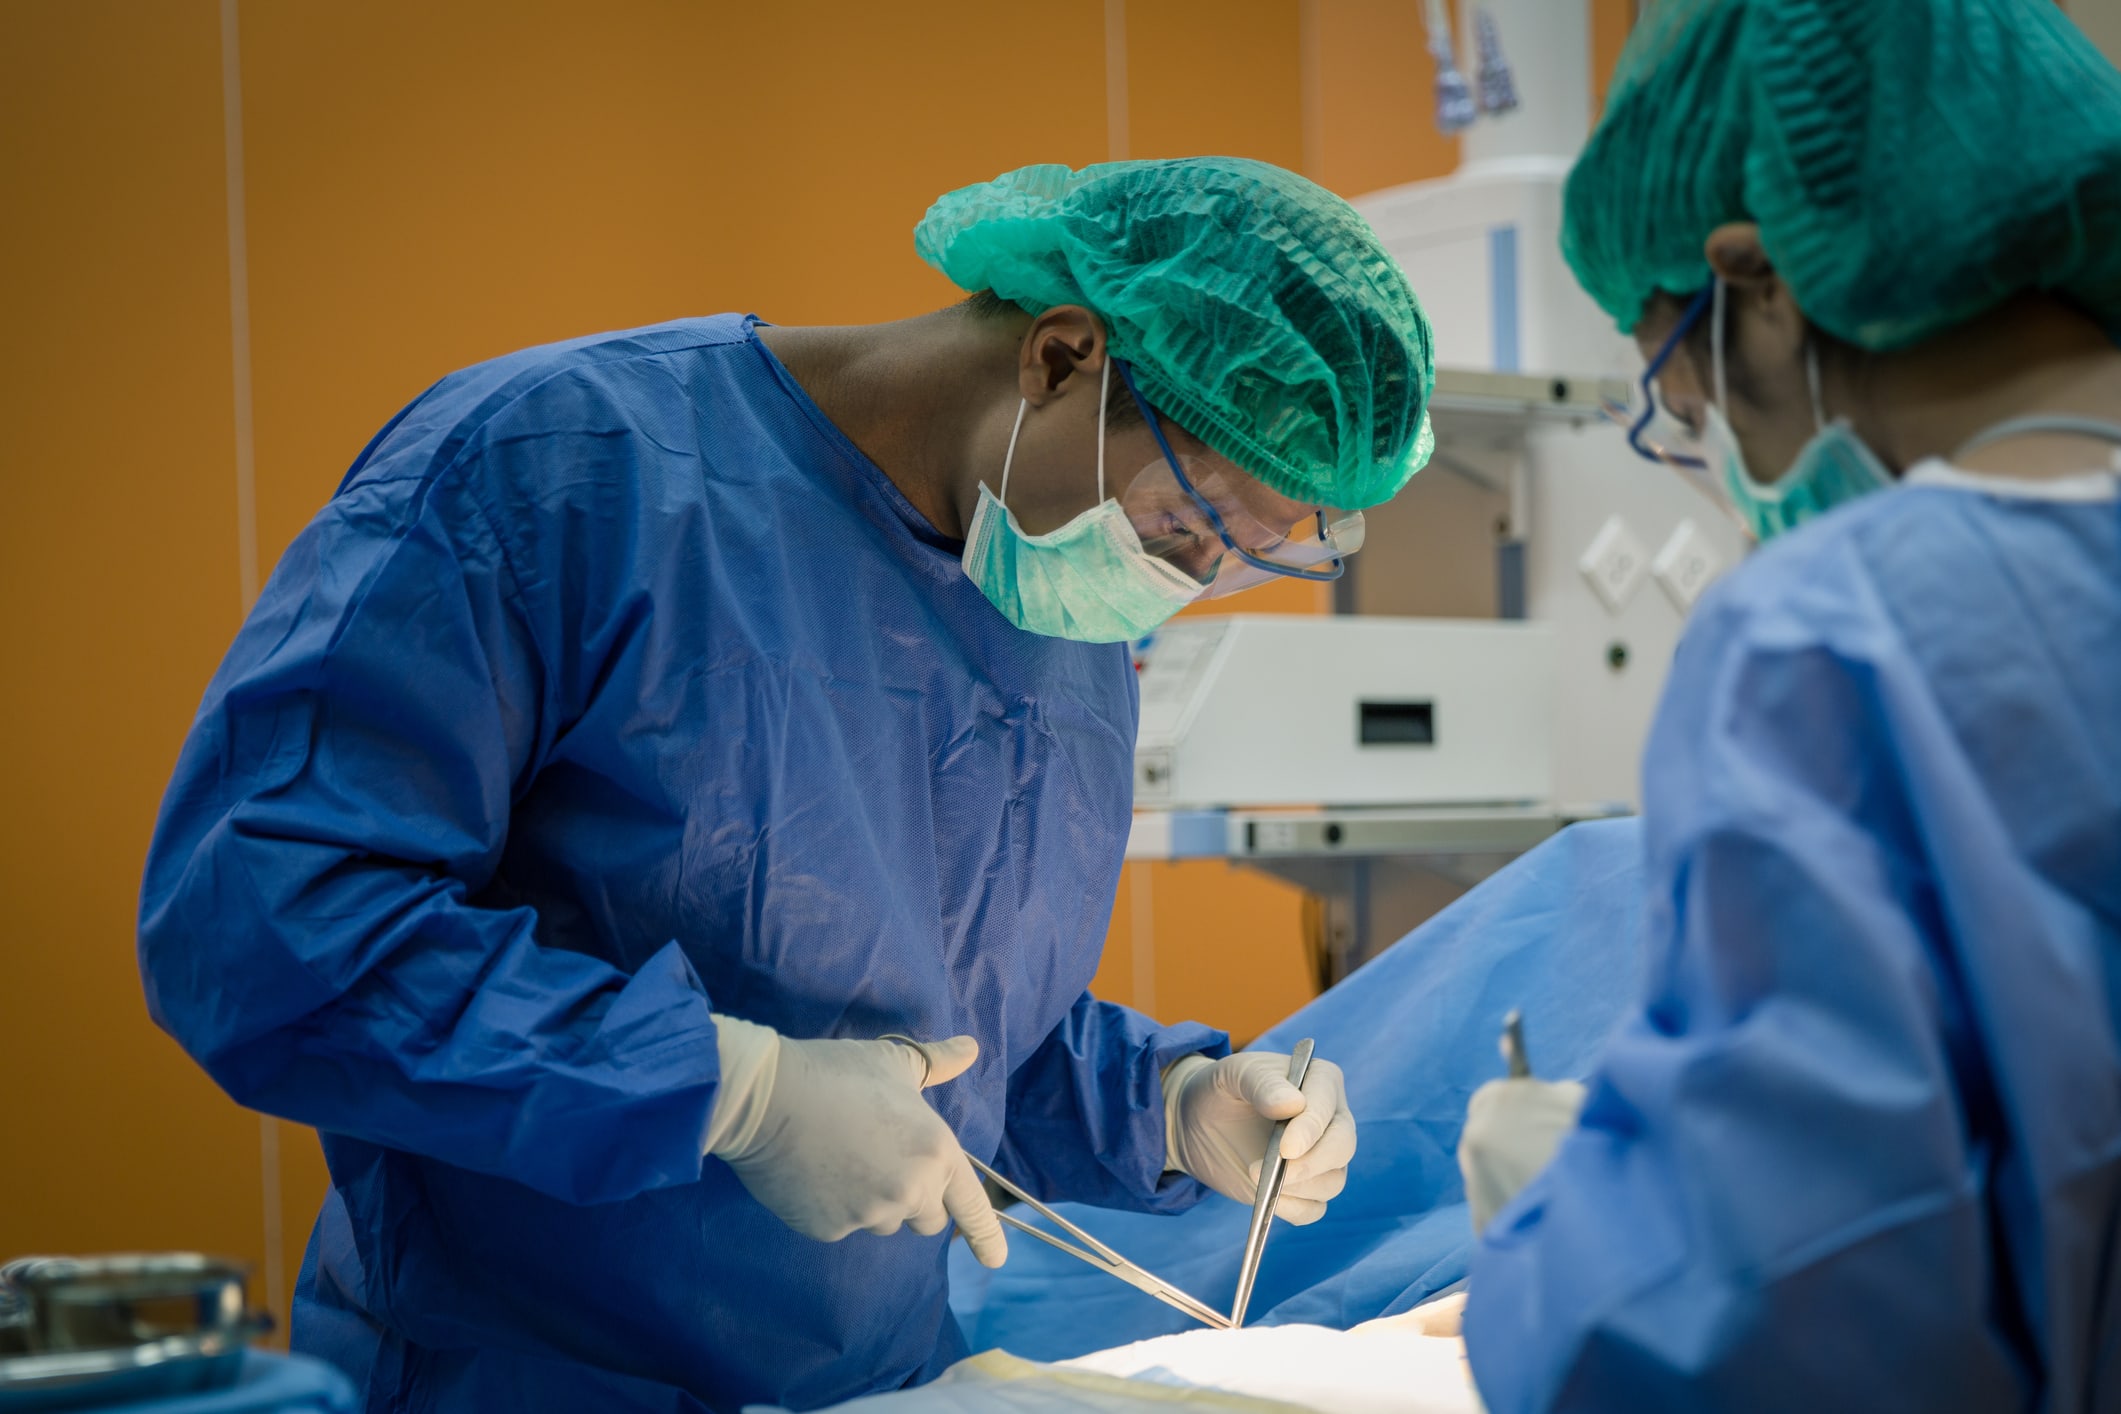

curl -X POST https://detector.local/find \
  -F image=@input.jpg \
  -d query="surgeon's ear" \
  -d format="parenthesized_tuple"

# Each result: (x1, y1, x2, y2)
(1704, 222, 1773, 284)
(1704, 222, 1806, 369)
(1019, 305, 1108, 407)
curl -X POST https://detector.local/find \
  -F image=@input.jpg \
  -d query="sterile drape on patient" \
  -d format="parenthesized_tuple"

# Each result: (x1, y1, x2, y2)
(950, 818, 1649, 1361)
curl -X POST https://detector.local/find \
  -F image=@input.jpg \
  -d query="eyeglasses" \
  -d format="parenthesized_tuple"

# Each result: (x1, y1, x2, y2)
(1130, 470, 1367, 599)
(1114, 360, 1362, 595)
(1603, 285, 1714, 471)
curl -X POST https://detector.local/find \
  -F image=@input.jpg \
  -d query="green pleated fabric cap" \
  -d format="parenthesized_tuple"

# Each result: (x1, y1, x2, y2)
(916, 158, 1435, 510)
(1563, 0, 2121, 350)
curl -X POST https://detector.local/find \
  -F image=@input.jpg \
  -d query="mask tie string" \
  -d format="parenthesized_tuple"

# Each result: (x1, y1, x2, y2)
(1096, 355, 1111, 501)
(997, 399, 1029, 507)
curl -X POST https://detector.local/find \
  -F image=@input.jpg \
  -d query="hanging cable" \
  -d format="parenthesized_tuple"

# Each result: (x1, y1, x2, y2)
(1426, 0, 1477, 135)
(1475, 7, 1521, 115)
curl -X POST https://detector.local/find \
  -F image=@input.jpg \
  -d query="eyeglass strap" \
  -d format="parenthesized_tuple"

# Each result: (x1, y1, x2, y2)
(998, 354, 1113, 508)
(1711, 278, 1729, 414)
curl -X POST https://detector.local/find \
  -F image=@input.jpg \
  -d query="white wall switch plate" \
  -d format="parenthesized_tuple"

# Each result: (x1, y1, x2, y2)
(1653, 518, 1726, 612)
(1578, 514, 1648, 614)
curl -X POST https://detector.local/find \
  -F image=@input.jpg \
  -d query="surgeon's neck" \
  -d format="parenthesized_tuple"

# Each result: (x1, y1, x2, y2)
(1855, 294, 2121, 479)
(757, 311, 1026, 542)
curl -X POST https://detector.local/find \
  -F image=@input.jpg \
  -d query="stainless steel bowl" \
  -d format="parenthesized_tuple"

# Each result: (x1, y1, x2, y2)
(0, 1255, 269, 1410)
(2, 1254, 251, 1354)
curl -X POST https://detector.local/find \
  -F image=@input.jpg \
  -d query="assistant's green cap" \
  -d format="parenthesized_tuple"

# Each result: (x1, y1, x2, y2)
(1564, 0, 2121, 350)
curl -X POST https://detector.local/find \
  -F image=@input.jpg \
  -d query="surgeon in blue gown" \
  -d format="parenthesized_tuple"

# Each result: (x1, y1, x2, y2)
(1455, 3, 2121, 1410)
(135, 158, 1433, 1413)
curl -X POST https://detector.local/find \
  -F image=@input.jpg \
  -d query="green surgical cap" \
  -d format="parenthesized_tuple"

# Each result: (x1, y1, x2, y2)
(1563, 0, 2121, 350)
(916, 158, 1435, 510)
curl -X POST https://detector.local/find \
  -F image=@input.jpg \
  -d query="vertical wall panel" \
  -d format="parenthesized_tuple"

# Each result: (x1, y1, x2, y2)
(1316, 0, 1461, 201)
(238, 0, 1107, 571)
(1591, 0, 1637, 114)
(1124, 0, 1304, 170)
(1090, 860, 1318, 1045)
(0, 0, 266, 1280)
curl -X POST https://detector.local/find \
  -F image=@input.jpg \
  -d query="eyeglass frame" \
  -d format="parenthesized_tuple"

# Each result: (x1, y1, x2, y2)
(1610, 284, 1715, 471)
(1113, 359, 1354, 586)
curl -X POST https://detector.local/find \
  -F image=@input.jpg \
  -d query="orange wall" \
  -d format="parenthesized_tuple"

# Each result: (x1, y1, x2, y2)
(1, 0, 1624, 1338)
(1315, 0, 1464, 199)
(1, 0, 266, 1293)
(1592, 0, 1637, 113)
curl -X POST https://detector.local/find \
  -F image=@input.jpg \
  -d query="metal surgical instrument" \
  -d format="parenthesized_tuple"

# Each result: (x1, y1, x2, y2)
(1229, 1037, 1316, 1328)
(966, 1154, 1232, 1331)
(1502, 1008, 1531, 1078)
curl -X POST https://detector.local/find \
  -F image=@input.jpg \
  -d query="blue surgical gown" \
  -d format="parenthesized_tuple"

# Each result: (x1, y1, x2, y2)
(1466, 470, 2121, 1412)
(137, 316, 1224, 1414)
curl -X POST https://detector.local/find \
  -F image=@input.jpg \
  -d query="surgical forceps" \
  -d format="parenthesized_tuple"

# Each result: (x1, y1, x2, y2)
(967, 1154, 1232, 1331)
(1229, 1038, 1315, 1328)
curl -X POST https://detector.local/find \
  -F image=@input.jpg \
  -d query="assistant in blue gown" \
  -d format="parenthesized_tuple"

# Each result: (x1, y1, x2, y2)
(137, 316, 1225, 1413)
(1465, 469, 2121, 1412)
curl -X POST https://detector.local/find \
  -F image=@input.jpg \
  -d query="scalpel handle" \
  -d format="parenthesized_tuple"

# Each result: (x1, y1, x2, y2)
(1502, 1009, 1531, 1079)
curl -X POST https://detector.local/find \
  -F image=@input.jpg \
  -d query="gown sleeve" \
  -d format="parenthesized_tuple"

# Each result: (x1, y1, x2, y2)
(137, 451, 722, 1208)
(1462, 584, 2025, 1412)
(996, 991, 1228, 1213)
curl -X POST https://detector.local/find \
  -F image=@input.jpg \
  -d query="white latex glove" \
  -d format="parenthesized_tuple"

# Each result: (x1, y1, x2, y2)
(1162, 1050, 1357, 1224)
(1457, 1077, 1587, 1233)
(704, 1017, 1007, 1267)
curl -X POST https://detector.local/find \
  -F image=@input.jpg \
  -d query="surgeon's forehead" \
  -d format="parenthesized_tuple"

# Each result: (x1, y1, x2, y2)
(1154, 419, 1320, 519)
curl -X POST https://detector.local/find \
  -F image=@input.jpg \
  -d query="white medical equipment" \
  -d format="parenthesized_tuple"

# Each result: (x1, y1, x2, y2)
(1133, 617, 1553, 814)
(1127, 0, 1748, 977)
(1349, 0, 1748, 809)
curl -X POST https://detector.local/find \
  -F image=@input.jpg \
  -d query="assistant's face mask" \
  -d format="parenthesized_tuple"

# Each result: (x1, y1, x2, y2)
(962, 359, 1205, 643)
(1708, 278, 1893, 542)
